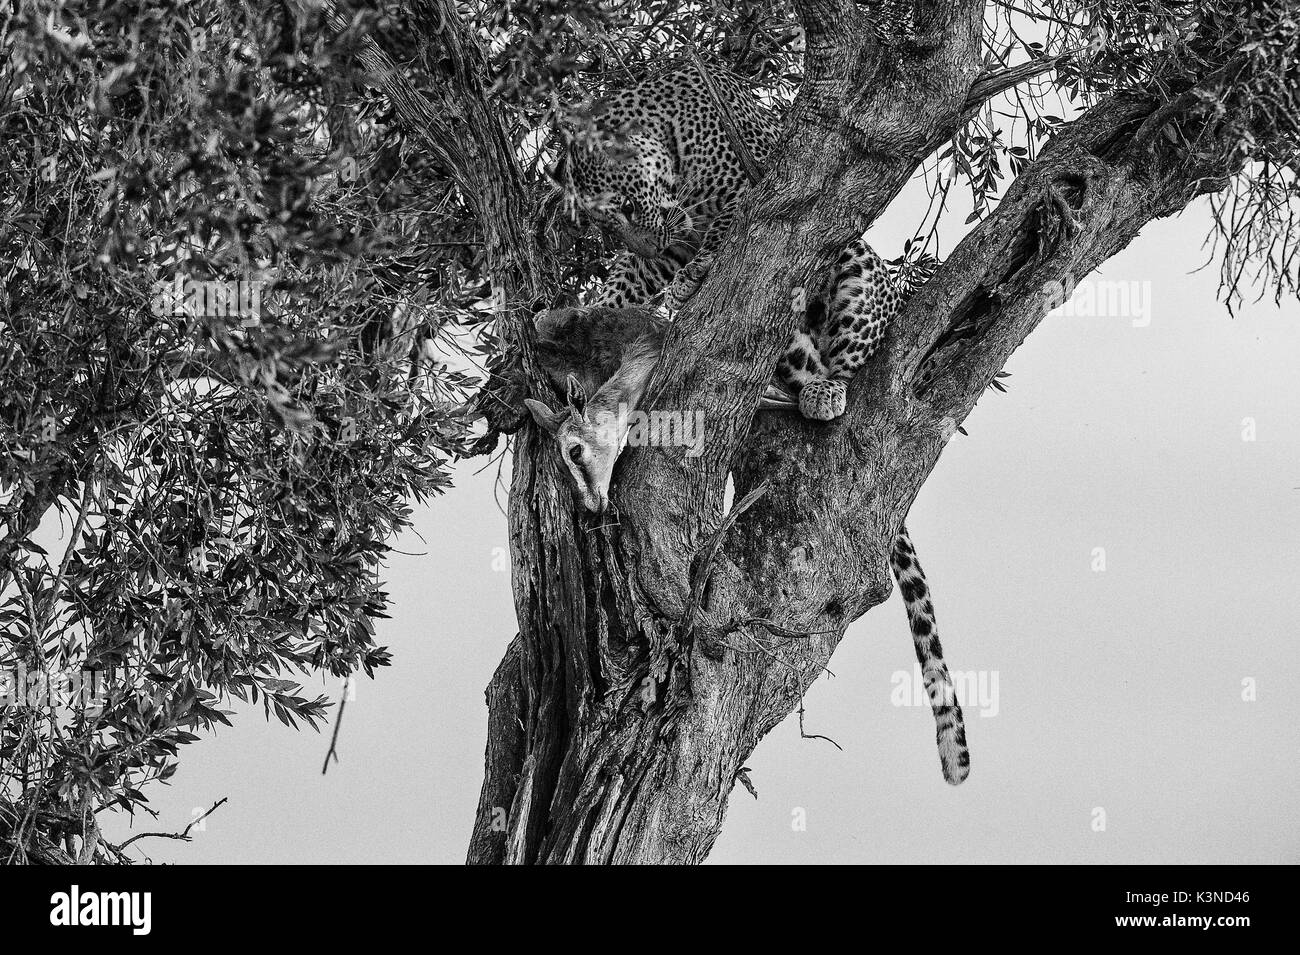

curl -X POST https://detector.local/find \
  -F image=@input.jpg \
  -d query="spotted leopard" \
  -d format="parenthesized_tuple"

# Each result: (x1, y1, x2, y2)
(571, 63, 775, 312)
(569, 63, 908, 422)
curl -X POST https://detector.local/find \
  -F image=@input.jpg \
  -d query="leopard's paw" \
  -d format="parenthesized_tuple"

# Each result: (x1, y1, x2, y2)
(798, 378, 847, 421)
(665, 258, 711, 310)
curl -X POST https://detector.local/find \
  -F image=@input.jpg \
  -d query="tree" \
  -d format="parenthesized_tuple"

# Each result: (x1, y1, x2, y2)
(0, 0, 479, 862)
(441, 0, 1299, 864)
(1, 0, 1294, 865)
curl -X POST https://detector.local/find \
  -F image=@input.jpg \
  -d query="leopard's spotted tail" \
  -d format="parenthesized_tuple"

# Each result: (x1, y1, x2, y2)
(891, 526, 970, 785)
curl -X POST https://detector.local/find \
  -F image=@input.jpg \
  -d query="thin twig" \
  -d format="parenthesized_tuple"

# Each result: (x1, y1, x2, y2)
(724, 622, 838, 680)
(798, 699, 842, 751)
(686, 47, 765, 185)
(683, 481, 769, 626)
(321, 678, 350, 775)
(735, 767, 759, 799)
(36, 477, 94, 637)
(116, 796, 228, 851)
(744, 616, 841, 639)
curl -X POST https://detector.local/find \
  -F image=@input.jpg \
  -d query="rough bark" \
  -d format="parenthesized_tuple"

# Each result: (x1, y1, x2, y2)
(340, 2, 1248, 864)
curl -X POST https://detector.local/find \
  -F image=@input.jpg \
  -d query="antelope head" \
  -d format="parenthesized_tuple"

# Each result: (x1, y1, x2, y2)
(525, 374, 628, 514)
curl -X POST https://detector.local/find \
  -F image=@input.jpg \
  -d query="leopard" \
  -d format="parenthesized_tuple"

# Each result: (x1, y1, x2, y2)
(568, 62, 908, 422)
(537, 63, 969, 785)
(569, 62, 776, 313)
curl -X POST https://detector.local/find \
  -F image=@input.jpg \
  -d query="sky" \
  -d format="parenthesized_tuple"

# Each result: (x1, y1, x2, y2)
(93, 186, 1300, 865)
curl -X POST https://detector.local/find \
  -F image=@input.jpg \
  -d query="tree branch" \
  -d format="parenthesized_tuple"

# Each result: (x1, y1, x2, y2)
(687, 48, 765, 185)
(319, 0, 545, 298)
(792, 0, 860, 52)
(716, 72, 1250, 657)
(115, 797, 228, 853)
(318, 0, 558, 453)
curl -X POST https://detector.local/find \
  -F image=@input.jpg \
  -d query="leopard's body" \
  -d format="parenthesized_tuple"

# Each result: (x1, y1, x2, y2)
(571, 64, 906, 421)
(549, 63, 969, 785)
(573, 64, 777, 311)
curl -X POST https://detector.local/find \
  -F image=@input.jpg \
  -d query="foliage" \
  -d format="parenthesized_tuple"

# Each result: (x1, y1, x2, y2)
(455, 0, 1299, 304)
(0, 0, 475, 862)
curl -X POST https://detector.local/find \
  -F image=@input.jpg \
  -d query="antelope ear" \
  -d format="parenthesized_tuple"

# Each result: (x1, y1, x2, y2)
(524, 398, 570, 434)
(565, 374, 588, 415)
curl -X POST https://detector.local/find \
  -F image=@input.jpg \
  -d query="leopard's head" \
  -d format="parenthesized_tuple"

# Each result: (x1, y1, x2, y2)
(571, 132, 691, 257)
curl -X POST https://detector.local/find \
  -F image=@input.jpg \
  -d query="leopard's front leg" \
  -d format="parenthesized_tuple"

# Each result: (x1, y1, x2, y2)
(590, 250, 681, 308)
(770, 327, 845, 419)
(796, 240, 901, 421)
(664, 209, 734, 309)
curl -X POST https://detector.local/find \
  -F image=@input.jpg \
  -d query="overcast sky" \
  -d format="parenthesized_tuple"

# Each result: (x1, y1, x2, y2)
(99, 187, 1300, 865)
